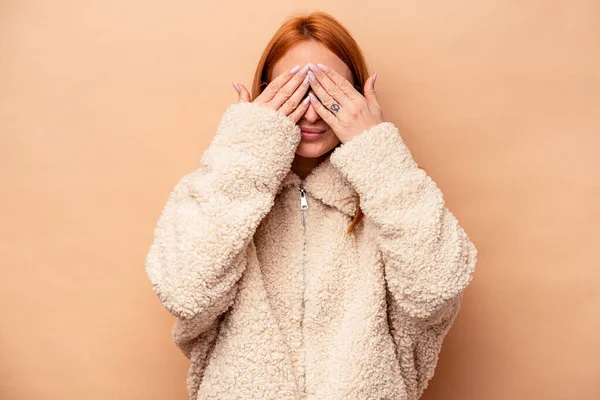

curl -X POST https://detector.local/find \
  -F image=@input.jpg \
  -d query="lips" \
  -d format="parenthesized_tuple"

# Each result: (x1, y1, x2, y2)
(299, 127, 326, 134)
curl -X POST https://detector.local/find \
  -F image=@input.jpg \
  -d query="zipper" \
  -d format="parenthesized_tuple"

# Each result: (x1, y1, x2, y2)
(300, 187, 308, 210)
(299, 186, 308, 394)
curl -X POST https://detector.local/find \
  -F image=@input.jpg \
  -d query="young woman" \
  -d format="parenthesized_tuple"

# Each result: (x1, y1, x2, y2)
(145, 11, 478, 400)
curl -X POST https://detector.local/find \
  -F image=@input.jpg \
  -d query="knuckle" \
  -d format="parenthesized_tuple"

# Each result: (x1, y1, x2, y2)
(269, 82, 280, 93)
(281, 87, 293, 97)
(285, 98, 297, 109)
(328, 84, 341, 97)
(339, 79, 351, 91)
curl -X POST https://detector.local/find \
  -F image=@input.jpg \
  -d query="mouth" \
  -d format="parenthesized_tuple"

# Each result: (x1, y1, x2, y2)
(300, 127, 327, 141)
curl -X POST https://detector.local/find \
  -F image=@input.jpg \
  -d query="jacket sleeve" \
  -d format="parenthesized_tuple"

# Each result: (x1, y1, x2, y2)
(330, 122, 477, 397)
(144, 101, 301, 357)
(329, 122, 478, 324)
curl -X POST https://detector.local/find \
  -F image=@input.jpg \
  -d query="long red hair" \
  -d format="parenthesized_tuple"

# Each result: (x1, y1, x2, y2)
(250, 11, 369, 234)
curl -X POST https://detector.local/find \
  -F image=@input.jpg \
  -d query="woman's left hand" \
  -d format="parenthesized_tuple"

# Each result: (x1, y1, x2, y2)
(306, 63, 384, 144)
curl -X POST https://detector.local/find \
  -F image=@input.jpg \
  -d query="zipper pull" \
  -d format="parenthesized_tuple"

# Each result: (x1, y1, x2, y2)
(299, 187, 308, 210)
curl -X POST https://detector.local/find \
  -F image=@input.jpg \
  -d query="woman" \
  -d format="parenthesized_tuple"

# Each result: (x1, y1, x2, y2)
(145, 11, 478, 400)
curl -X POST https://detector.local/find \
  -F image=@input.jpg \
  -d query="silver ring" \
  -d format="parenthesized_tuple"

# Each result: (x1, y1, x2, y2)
(330, 103, 341, 113)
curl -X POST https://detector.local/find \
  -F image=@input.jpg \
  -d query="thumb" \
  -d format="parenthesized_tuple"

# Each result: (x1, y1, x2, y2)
(363, 73, 379, 107)
(232, 81, 251, 103)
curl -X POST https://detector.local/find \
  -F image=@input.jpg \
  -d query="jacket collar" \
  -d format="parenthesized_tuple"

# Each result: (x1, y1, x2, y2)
(278, 155, 359, 217)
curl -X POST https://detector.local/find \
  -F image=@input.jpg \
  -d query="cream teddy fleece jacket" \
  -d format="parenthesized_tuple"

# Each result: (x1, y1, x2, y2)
(145, 101, 478, 400)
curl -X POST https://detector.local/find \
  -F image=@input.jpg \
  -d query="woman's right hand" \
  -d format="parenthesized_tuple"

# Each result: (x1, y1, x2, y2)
(232, 64, 311, 123)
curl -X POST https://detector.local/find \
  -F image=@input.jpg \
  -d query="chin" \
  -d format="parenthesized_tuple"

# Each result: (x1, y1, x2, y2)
(295, 142, 336, 158)
(295, 133, 340, 158)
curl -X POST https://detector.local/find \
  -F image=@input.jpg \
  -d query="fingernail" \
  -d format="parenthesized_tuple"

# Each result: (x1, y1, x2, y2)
(303, 75, 309, 85)
(300, 65, 309, 76)
(289, 65, 301, 74)
(309, 92, 317, 102)
(317, 63, 328, 72)
(232, 80, 240, 93)
(302, 96, 310, 105)
(373, 72, 377, 85)
(308, 71, 316, 82)
(308, 63, 319, 73)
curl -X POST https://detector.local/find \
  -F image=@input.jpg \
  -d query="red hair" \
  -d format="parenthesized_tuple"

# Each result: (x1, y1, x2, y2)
(251, 11, 369, 234)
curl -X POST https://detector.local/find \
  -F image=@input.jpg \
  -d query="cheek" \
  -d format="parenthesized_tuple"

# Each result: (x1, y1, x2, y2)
(323, 129, 341, 148)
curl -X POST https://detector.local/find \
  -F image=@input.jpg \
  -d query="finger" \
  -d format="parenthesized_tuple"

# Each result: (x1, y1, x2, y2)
(307, 71, 340, 114)
(287, 96, 311, 123)
(236, 83, 251, 103)
(256, 64, 303, 103)
(270, 64, 309, 110)
(276, 72, 310, 115)
(315, 63, 362, 102)
(308, 63, 352, 107)
(308, 91, 339, 127)
(363, 73, 379, 107)
(232, 81, 243, 103)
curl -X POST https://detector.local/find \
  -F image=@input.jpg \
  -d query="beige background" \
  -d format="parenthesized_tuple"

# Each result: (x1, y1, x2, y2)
(1, 1, 599, 399)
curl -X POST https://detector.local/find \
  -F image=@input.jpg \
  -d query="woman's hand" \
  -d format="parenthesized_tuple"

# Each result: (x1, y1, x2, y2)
(232, 64, 311, 123)
(306, 63, 383, 144)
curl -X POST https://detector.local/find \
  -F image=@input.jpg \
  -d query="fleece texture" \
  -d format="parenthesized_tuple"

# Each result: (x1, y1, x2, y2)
(145, 101, 478, 400)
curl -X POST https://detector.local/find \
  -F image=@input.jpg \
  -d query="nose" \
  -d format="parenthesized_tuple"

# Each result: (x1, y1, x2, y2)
(301, 103, 320, 123)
